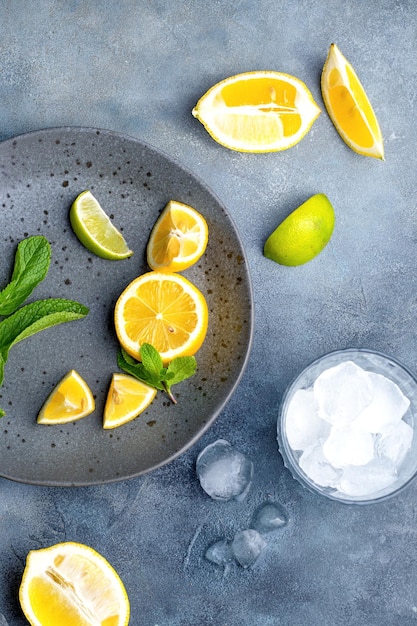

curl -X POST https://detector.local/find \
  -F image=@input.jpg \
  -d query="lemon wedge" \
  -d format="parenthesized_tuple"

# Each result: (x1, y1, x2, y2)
(37, 370, 95, 424)
(103, 373, 157, 429)
(192, 70, 321, 152)
(321, 43, 384, 159)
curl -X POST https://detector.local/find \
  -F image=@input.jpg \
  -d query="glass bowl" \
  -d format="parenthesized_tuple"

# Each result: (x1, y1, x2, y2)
(277, 349, 417, 504)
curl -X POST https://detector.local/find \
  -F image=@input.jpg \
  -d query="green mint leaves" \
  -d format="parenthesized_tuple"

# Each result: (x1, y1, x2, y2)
(0, 236, 51, 316)
(0, 236, 89, 417)
(117, 344, 197, 404)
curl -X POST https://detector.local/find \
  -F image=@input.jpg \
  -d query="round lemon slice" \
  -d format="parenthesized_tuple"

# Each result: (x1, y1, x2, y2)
(114, 271, 208, 365)
(192, 70, 321, 152)
(147, 200, 208, 272)
(70, 190, 133, 260)
(19, 541, 130, 626)
(37, 370, 95, 425)
(321, 43, 384, 159)
(103, 373, 157, 429)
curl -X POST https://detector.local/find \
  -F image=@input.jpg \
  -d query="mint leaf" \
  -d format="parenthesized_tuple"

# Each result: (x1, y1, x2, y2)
(117, 343, 197, 404)
(140, 343, 164, 378)
(0, 299, 88, 416)
(117, 350, 165, 391)
(0, 236, 51, 316)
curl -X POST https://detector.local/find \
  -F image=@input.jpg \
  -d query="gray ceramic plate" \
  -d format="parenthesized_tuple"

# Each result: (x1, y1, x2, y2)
(0, 127, 253, 486)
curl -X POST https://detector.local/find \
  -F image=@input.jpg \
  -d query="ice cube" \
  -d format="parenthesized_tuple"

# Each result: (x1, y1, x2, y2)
(196, 439, 253, 501)
(253, 502, 288, 533)
(314, 361, 373, 427)
(337, 458, 397, 497)
(0, 614, 9, 626)
(231, 529, 267, 568)
(205, 539, 234, 566)
(299, 439, 341, 487)
(322, 426, 375, 468)
(353, 372, 410, 434)
(285, 388, 330, 451)
(376, 420, 413, 466)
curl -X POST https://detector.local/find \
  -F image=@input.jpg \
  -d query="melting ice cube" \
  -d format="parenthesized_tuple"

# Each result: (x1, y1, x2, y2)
(196, 439, 253, 501)
(322, 426, 375, 468)
(285, 388, 330, 451)
(337, 458, 397, 497)
(376, 420, 413, 465)
(314, 361, 374, 427)
(299, 439, 341, 487)
(205, 539, 234, 566)
(253, 502, 288, 534)
(353, 372, 410, 434)
(231, 529, 267, 568)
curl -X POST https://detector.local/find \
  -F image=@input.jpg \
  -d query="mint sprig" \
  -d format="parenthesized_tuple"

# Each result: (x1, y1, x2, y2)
(0, 236, 89, 416)
(117, 344, 197, 404)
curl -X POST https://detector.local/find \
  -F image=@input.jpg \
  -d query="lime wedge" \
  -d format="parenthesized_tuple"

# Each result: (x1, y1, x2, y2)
(69, 191, 133, 260)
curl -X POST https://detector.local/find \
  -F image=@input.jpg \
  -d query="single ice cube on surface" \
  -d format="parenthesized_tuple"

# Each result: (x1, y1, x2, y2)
(337, 458, 397, 497)
(299, 439, 341, 487)
(285, 388, 330, 451)
(231, 529, 267, 568)
(314, 361, 373, 427)
(322, 426, 375, 468)
(353, 372, 410, 434)
(376, 420, 413, 466)
(196, 439, 253, 501)
(205, 539, 234, 566)
(253, 502, 288, 533)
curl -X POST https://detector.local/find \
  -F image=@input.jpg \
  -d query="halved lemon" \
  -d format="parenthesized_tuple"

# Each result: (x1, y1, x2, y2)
(103, 373, 157, 429)
(192, 70, 321, 152)
(114, 271, 208, 365)
(147, 200, 208, 272)
(70, 190, 133, 260)
(37, 370, 95, 425)
(19, 541, 130, 626)
(321, 43, 384, 159)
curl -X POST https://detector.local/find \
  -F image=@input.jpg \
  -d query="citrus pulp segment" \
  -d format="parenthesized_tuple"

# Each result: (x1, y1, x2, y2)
(37, 370, 95, 424)
(263, 193, 335, 266)
(103, 373, 157, 429)
(19, 541, 130, 626)
(114, 271, 208, 365)
(70, 190, 133, 260)
(192, 70, 321, 152)
(321, 43, 384, 159)
(147, 200, 209, 272)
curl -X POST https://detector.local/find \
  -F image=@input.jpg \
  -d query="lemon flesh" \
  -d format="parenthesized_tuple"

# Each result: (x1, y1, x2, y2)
(321, 43, 384, 159)
(70, 190, 133, 260)
(264, 194, 335, 266)
(37, 370, 95, 424)
(19, 541, 130, 626)
(103, 373, 157, 429)
(192, 71, 321, 153)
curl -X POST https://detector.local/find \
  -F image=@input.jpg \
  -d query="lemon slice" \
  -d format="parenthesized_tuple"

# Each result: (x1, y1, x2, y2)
(70, 190, 133, 260)
(19, 541, 130, 626)
(103, 373, 157, 429)
(37, 370, 95, 424)
(114, 271, 208, 365)
(321, 43, 384, 159)
(264, 193, 335, 266)
(147, 200, 209, 272)
(192, 70, 321, 152)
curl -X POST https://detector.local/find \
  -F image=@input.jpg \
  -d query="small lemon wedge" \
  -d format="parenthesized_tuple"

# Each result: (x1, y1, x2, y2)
(321, 43, 384, 159)
(37, 370, 95, 424)
(103, 373, 157, 429)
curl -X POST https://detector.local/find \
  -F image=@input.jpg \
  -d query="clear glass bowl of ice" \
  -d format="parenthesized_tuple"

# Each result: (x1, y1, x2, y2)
(277, 349, 417, 503)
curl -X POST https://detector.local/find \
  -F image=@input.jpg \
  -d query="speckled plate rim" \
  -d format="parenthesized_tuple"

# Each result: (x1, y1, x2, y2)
(0, 126, 255, 486)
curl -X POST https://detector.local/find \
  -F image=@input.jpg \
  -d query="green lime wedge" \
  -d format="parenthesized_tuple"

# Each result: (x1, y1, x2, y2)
(264, 193, 335, 266)
(69, 191, 133, 260)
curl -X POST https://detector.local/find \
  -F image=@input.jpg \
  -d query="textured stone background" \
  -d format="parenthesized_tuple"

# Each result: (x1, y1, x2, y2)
(1, 1, 417, 625)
